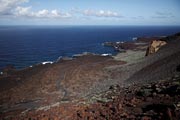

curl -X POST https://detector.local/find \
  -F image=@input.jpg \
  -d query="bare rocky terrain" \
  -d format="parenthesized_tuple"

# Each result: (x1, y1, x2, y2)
(0, 32, 180, 120)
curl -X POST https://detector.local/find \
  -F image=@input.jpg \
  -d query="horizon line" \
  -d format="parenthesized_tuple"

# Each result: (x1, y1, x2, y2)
(0, 25, 180, 27)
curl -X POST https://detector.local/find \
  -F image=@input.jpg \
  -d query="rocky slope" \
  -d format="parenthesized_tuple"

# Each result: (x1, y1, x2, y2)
(0, 32, 180, 120)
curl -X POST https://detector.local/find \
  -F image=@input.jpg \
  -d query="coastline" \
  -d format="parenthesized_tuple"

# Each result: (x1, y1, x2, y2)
(1, 25, 180, 71)
(0, 32, 180, 119)
(0, 52, 112, 74)
(0, 35, 150, 73)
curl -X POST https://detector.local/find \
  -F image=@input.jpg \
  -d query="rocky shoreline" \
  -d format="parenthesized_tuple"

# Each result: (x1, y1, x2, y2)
(0, 32, 180, 120)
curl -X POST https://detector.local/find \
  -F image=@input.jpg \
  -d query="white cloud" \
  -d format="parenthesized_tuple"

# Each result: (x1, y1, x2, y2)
(36, 9, 49, 17)
(15, 7, 72, 19)
(51, 10, 59, 17)
(49, 10, 72, 18)
(15, 6, 31, 16)
(71, 8, 122, 18)
(0, 0, 121, 21)
(0, 0, 71, 19)
(0, 0, 28, 15)
(83, 9, 121, 18)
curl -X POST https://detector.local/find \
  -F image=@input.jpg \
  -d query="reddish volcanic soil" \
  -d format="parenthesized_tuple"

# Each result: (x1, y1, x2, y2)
(0, 32, 180, 120)
(0, 54, 125, 115)
(1, 72, 180, 120)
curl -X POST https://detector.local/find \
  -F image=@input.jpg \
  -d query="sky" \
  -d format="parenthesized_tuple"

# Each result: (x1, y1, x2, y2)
(0, 0, 179, 25)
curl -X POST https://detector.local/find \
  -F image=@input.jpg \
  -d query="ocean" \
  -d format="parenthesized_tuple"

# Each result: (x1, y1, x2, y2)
(0, 25, 180, 70)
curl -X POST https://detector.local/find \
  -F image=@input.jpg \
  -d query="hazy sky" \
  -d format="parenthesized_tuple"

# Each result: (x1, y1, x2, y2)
(0, 0, 179, 25)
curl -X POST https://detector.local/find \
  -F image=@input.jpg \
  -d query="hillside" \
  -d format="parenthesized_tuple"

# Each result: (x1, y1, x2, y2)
(0, 32, 180, 120)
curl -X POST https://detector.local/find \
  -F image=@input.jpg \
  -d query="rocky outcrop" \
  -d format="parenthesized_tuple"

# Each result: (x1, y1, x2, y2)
(103, 41, 148, 52)
(103, 36, 165, 52)
(146, 40, 167, 56)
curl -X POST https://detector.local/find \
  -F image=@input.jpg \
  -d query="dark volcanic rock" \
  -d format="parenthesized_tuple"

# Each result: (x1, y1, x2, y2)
(177, 64, 180, 72)
(0, 32, 180, 119)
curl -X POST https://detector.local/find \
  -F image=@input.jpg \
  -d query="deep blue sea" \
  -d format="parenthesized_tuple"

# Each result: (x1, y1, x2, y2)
(0, 25, 180, 70)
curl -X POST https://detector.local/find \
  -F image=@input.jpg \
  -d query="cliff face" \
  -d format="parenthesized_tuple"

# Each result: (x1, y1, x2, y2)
(146, 40, 167, 56)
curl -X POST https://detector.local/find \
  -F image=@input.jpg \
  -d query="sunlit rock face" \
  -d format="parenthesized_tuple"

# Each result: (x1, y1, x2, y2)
(146, 40, 167, 56)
